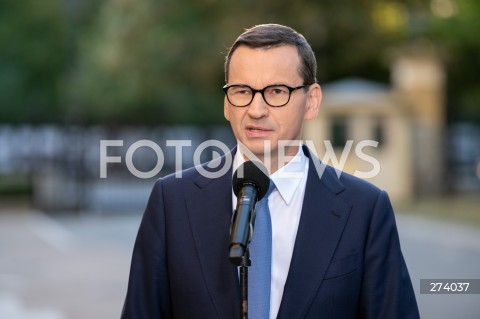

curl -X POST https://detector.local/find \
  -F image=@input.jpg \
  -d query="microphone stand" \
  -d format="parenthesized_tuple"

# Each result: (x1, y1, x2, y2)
(230, 161, 270, 318)
(239, 248, 250, 319)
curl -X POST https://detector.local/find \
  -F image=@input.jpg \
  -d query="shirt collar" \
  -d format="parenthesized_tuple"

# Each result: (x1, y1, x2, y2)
(233, 144, 308, 205)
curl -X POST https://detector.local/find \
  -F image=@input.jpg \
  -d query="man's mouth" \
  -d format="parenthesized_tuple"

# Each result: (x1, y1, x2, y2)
(245, 125, 272, 138)
(246, 125, 270, 132)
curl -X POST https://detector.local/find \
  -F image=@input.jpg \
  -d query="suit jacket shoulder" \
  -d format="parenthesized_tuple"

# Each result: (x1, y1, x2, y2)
(278, 145, 419, 319)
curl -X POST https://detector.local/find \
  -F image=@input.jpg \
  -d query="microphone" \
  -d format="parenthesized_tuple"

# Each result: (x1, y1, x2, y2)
(229, 161, 270, 265)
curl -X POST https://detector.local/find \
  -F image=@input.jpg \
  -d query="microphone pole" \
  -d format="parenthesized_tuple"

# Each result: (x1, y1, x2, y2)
(229, 161, 270, 319)
(231, 182, 258, 319)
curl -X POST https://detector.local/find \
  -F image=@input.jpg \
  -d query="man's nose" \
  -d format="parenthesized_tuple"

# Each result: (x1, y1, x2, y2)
(247, 92, 269, 118)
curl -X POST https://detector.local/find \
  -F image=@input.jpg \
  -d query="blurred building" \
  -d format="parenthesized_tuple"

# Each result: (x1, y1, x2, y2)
(305, 49, 446, 204)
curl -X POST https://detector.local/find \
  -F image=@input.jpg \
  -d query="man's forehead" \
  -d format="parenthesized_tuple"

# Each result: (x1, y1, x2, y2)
(228, 45, 302, 80)
(229, 44, 300, 67)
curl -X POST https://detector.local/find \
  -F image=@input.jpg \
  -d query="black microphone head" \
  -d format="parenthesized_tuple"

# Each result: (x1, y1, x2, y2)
(232, 161, 270, 200)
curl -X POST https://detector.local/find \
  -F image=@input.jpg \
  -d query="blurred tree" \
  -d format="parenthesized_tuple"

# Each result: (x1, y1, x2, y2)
(67, 0, 228, 125)
(429, 0, 480, 122)
(1, 0, 478, 125)
(0, 0, 69, 123)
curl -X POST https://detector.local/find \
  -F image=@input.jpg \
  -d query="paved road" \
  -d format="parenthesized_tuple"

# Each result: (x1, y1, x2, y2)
(398, 214, 480, 319)
(0, 209, 479, 319)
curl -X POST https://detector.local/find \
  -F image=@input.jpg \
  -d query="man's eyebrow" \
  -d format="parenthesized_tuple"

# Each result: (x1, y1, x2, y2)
(228, 83, 293, 88)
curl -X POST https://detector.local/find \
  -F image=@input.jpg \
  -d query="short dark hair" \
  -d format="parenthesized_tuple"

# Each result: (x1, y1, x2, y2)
(225, 24, 317, 85)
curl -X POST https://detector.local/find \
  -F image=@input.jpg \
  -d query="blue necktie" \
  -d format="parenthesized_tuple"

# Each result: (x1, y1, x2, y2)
(249, 181, 275, 319)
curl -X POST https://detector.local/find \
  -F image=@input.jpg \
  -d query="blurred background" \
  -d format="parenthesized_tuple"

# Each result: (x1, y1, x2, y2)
(1, 0, 479, 318)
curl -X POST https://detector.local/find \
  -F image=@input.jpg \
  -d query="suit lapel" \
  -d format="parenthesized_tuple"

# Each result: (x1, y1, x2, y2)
(277, 150, 352, 319)
(185, 154, 240, 319)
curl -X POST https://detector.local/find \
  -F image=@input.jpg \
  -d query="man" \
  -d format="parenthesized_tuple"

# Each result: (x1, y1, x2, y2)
(122, 24, 419, 318)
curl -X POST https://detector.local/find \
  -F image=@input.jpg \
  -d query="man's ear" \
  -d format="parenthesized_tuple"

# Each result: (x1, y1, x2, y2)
(304, 83, 322, 120)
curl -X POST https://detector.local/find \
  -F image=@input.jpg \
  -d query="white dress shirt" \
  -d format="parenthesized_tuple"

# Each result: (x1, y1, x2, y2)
(232, 145, 309, 319)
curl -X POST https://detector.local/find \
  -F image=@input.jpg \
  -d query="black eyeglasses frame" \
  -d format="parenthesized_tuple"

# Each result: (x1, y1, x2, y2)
(222, 84, 310, 107)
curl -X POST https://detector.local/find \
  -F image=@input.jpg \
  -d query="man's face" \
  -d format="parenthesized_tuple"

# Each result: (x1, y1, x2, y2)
(224, 45, 321, 167)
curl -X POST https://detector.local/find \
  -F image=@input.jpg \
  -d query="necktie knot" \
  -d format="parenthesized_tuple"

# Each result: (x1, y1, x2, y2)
(257, 179, 275, 208)
(264, 180, 275, 200)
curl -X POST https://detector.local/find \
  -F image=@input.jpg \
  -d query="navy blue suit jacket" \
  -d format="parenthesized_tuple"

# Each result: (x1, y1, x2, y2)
(122, 146, 419, 318)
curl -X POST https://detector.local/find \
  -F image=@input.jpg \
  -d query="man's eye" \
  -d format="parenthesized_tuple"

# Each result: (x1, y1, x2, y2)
(270, 87, 288, 95)
(232, 89, 251, 95)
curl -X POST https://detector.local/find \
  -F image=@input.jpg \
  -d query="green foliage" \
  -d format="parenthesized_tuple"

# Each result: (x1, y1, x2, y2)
(67, 0, 228, 125)
(0, 0, 479, 125)
(428, 0, 480, 122)
(0, 174, 32, 196)
(0, 0, 69, 123)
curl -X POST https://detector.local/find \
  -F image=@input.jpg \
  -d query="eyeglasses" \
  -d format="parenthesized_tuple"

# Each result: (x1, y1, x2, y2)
(223, 84, 310, 107)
